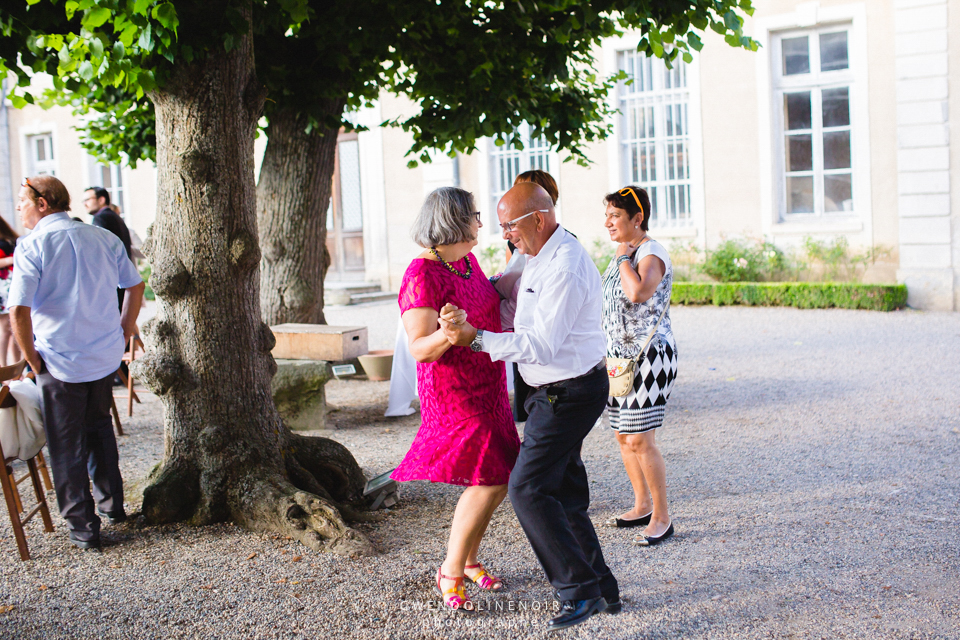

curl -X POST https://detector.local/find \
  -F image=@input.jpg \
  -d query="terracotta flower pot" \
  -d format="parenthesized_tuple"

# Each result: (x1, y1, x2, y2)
(357, 350, 394, 381)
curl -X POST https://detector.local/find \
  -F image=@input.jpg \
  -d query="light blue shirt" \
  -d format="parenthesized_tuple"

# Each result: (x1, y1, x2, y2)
(9, 212, 143, 383)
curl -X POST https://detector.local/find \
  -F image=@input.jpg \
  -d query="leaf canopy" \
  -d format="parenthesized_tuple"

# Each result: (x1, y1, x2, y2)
(0, 0, 758, 167)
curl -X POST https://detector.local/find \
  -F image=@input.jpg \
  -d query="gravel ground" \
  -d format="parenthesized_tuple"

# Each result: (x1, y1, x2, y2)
(1, 304, 958, 639)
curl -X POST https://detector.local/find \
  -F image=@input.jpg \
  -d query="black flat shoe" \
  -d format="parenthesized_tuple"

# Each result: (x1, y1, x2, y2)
(553, 590, 621, 614)
(605, 511, 653, 528)
(547, 597, 607, 631)
(636, 522, 674, 546)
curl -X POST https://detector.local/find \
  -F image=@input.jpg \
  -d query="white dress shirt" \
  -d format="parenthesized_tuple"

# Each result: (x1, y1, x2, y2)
(9, 212, 143, 383)
(483, 226, 606, 387)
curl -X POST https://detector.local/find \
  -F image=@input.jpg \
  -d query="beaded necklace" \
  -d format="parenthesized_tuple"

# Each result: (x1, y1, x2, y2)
(430, 247, 473, 279)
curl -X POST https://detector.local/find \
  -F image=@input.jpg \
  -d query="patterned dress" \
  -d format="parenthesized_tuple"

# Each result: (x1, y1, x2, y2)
(392, 254, 520, 486)
(601, 239, 679, 434)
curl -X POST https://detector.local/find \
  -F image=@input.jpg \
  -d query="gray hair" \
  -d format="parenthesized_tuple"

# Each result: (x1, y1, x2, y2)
(410, 187, 476, 248)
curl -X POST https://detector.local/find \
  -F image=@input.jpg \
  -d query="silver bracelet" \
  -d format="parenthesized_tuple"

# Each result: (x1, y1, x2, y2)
(616, 255, 631, 267)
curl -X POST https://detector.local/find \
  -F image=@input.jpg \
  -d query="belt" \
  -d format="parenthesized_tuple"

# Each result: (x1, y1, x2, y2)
(531, 360, 606, 391)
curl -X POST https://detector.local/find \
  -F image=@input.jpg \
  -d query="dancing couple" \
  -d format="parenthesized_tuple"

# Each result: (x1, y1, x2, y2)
(391, 174, 677, 631)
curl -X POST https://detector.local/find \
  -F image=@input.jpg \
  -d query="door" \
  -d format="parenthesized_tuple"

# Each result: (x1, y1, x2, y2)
(326, 132, 365, 281)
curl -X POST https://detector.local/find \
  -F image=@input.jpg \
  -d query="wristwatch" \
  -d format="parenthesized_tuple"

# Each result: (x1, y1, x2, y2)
(470, 329, 485, 353)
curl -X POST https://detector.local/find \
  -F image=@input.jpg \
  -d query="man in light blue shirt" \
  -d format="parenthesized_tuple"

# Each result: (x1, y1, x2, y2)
(10, 175, 144, 550)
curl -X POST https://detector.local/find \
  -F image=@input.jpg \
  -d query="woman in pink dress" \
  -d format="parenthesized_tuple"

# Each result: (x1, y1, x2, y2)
(393, 187, 520, 611)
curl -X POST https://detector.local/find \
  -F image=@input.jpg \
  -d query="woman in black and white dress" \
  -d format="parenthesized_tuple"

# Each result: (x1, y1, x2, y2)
(600, 186, 678, 545)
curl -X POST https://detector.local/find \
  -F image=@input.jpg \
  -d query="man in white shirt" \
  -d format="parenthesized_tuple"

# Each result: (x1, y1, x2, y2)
(440, 182, 618, 630)
(10, 175, 144, 550)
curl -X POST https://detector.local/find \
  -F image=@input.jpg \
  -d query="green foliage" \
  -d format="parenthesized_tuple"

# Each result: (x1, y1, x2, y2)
(671, 282, 907, 311)
(590, 238, 616, 274)
(801, 236, 893, 282)
(696, 237, 893, 284)
(700, 239, 786, 282)
(666, 241, 702, 282)
(478, 244, 506, 277)
(139, 262, 155, 301)
(2, 0, 760, 171)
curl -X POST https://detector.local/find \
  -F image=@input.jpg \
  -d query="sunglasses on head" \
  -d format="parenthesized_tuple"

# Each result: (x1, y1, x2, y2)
(22, 177, 45, 202)
(618, 187, 644, 219)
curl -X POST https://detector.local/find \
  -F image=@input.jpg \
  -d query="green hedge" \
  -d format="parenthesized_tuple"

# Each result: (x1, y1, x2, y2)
(671, 282, 907, 311)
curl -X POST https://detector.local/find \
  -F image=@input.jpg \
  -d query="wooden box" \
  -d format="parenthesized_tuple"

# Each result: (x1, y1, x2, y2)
(271, 324, 368, 361)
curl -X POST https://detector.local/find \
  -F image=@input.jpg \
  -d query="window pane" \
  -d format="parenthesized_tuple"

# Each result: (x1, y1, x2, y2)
(642, 144, 656, 182)
(784, 92, 812, 130)
(36, 138, 46, 162)
(820, 32, 849, 72)
(824, 174, 853, 212)
(786, 176, 814, 213)
(823, 131, 851, 170)
(338, 140, 363, 232)
(342, 235, 364, 269)
(101, 165, 112, 189)
(782, 36, 810, 75)
(822, 87, 850, 127)
(786, 134, 813, 172)
(664, 63, 686, 89)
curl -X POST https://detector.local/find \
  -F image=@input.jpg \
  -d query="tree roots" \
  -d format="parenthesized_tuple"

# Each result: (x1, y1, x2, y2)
(140, 433, 378, 557)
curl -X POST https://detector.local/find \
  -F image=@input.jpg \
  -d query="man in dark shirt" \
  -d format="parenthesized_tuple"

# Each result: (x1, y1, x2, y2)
(83, 187, 132, 261)
(83, 187, 134, 315)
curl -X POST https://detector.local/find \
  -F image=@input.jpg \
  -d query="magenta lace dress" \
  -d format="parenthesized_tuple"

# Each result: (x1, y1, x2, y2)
(391, 254, 520, 487)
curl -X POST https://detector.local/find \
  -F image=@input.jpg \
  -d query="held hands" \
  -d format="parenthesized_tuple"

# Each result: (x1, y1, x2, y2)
(438, 303, 477, 347)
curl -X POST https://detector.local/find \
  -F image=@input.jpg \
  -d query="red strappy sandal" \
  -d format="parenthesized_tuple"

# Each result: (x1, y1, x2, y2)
(436, 567, 473, 610)
(465, 562, 504, 591)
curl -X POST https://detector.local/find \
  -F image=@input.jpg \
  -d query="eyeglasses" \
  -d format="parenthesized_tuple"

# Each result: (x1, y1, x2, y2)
(618, 187, 644, 219)
(499, 209, 547, 232)
(472, 211, 482, 224)
(22, 178, 45, 202)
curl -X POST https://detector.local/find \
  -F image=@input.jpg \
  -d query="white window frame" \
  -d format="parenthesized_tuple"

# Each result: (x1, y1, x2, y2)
(773, 26, 856, 220)
(755, 3, 872, 239)
(19, 124, 60, 179)
(603, 32, 705, 242)
(478, 124, 561, 237)
(85, 159, 127, 216)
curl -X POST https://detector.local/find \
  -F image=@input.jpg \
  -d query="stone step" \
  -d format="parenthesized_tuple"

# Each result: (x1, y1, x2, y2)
(324, 282, 381, 306)
(349, 291, 397, 305)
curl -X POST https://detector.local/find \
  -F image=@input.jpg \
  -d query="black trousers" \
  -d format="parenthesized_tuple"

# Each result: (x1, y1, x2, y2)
(37, 364, 124, 542)
(512, 363, 531, 422)
(507, 364, 618, 602)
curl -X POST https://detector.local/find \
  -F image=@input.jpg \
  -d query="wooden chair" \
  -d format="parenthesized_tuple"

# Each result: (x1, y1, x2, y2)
(0, 360, 54, 561)
(116, 333, 144, 417)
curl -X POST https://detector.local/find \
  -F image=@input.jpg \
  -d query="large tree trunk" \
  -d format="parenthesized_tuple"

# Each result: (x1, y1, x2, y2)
(133, 13, 373, 557)
(258, 103, 344, 325)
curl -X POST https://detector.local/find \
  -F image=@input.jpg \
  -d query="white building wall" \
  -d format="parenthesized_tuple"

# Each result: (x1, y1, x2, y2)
(893, 0, 955, 310)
